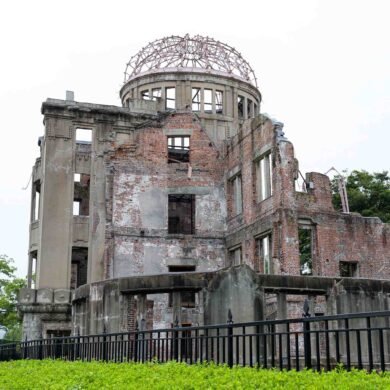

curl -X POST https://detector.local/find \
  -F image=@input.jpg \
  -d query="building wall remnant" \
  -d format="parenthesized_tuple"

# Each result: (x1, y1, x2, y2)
(19, 35, 390, 340)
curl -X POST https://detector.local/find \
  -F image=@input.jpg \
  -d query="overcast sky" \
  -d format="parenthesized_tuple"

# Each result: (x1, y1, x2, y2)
(1, 0, 389, 277)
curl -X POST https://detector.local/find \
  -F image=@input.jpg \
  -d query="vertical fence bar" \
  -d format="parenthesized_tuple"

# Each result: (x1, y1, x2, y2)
(174, 317, 179, 362)
(379, 328, 385, 372)
(227, 309, 233, 368)
(303, 299, 311, 369)
(325, 320, 330, 371)
(367, 317, 373, 372)
(345, 319, 351, 371)
(286, 323, 291, 371)
(356, 330, 362, 370)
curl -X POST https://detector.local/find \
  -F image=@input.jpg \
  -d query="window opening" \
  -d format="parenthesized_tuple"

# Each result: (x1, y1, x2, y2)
(168, 194, 195, 234)
(340, 261, 358, 277)
(256, 153, 272, 202)
(75, 128, 92, 143)
(165, 87, 176, 109)
(28, 250, 37, 288)
(229, 247, 242, 266)
(254, 103, 258, 116)
(231, 175, 243, 215)
(152, 88, 161, 100)
(168, 136, 190, 163)
(73, 201, 80, 216)
(191, 88, 201, 112)
(258, 234, 272, 274)
(215, 90, 223, 114)
(299, 227, 312, 275)
(168, 265, 196, 272)
(168, 266, 196, 308)
(32, 181, 41, 221)
(247, 99, 253, 118)
(204, 89, 213, 113)
(237, 95, 244, 118)
(141, 90, 151, 100)
(73, 173, 90, 216)
(70, 247, 88, 289)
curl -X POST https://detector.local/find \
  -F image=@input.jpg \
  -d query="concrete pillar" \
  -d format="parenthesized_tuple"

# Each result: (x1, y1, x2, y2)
(88, 123, 106, 283)
(37, 127, 73, 289)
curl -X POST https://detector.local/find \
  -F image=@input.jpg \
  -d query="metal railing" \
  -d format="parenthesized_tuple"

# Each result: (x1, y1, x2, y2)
(2, 308, 390, 371)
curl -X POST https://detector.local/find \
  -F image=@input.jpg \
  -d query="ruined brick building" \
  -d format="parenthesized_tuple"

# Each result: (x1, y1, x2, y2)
(19, 35, 390, 340)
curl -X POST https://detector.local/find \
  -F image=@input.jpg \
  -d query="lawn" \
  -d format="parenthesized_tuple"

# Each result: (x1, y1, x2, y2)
(0, 360, 389, 389)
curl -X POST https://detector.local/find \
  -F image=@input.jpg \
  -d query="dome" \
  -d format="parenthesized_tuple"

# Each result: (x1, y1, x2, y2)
(124, 34, 258, 87)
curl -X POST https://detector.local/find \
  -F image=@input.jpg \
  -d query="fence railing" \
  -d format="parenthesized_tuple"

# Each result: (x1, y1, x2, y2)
(2, 308, 390, 371)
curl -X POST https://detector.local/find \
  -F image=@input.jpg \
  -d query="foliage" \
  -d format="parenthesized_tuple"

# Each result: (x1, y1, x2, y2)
(0, 360, 389, 389)
(0, 255, 26, 341)
(298, 228, 312, 275)
(332, 170, 390, 222)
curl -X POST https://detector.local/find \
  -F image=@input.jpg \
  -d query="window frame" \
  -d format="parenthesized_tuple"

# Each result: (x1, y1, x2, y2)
(165, 87, 176, 110)
(167, 136, 190, 163)
(230, 174, 243, 216)
(168, 194, 195, 235)
(257, 233, 272, 274)
(256, 152, 273, 202)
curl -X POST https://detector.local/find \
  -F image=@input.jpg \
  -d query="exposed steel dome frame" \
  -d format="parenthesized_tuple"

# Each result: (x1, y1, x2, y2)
(124, 34, 258, 87)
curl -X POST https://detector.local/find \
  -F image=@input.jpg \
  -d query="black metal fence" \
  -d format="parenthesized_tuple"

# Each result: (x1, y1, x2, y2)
(2, 309, 390, 371)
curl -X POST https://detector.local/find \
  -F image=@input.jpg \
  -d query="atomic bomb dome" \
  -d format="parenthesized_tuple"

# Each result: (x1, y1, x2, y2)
(124, 34, 258, 87)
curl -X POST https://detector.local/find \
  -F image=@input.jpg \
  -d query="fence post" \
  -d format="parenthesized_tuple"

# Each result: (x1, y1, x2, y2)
(23, 336, 28, 359)
(103, 324, 108, 362)
(134, 321, 139, 362)
(75, 328, 80, 361)
(302, 299, 311, 369)
(38, 338, 43, 360)
(227, 309, 234, 368)
(174, 316, 179, 361)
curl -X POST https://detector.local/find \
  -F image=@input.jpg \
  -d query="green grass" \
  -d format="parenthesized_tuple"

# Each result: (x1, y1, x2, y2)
(0, 360, 389, 389)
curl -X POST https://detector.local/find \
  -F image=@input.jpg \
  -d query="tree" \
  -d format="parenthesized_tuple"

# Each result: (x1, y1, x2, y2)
(0, 255, 26, 341)
(331, 170, 390, 223)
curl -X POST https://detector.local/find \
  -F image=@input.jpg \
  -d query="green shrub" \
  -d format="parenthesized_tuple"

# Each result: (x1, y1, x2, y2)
(0, 360, 389, 389)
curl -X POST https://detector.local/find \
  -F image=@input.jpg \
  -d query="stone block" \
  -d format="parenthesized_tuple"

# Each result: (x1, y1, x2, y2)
(54, 289, 71, 304)
(36, 288, 53, 303)
(19, 288, 36, 304)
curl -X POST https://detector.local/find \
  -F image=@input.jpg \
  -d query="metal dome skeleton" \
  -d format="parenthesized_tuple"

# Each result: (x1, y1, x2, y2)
(124, 35, 258, 87)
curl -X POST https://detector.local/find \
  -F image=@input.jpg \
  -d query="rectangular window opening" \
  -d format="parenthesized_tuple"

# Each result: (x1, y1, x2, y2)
(238, 95, 244, 118)
(168, 194, 195, 234)
(165, 87, 176, 110)
(204, 89, 213, 113)
(141, 90, 151, 100)
(340, 261, 358, 277)
(75, 128, 92, 143)
(70, 247, 88, 289)
(32, 181, 41, 221)
(215, 90, 223, 114)
(168, 136, 190, 163)
(73, 173, 90, 216)
(257, 234, 272, 274)
(168, 265, 196, 272)
(257, 153, 273, 202)
(231, 175, 243, 215)
(299, 227, 312, 275)
(191, 88, 201, 112)
(152, 88, 161, 100)
(229, 246, 242, 267)
(28, 250, 38, 289)
(247, 99, 253, 118)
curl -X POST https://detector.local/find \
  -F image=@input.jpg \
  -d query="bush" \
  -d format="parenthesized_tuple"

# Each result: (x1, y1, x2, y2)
(0, 360, 389, 389)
